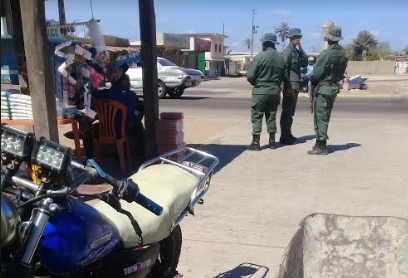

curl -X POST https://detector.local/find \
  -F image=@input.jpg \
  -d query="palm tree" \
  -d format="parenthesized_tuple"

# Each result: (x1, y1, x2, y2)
(275, 22, 290, 48)
(351, 31, 378, 60)
(243, 37, 251, 50)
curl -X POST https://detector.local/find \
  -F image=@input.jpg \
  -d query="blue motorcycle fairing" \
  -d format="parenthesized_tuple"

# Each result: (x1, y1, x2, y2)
(37, 197, 121, 275)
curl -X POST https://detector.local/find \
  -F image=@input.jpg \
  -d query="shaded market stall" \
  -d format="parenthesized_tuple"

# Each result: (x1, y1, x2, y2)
(3, 0, 159, 159)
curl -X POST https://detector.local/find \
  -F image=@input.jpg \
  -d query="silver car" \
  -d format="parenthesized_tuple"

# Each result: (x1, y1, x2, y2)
(127, 57, 204, 98)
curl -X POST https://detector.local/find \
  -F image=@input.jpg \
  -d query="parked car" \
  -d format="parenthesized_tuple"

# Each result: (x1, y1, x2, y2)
(127, 57, 204, 98)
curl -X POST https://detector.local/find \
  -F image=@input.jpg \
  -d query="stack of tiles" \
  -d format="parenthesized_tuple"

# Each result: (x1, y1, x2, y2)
(156, 112, 185, 161)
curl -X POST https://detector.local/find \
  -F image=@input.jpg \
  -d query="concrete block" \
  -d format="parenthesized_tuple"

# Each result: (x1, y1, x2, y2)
(278, 214, 408, 278)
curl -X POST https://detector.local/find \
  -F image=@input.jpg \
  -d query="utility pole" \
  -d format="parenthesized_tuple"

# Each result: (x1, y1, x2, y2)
(250, 10, 258, 61)
(58, 0, 67, 36)
(138, 0, 159, 159)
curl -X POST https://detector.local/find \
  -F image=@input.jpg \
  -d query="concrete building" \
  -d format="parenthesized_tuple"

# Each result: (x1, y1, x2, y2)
(181, 37, 211, 75)
(224, 52, 256, 76)
(179, 33, 228, 77)
(131, 33, 191, 67)
(132, 32, 227, 77)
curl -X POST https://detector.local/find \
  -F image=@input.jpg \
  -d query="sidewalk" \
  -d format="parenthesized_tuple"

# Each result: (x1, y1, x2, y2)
(178, 109, 408, 277)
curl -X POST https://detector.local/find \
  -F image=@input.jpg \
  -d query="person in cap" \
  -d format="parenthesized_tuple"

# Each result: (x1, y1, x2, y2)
(308, 25, 348, 155)
(280, 28, 309, 145)
(247, 33, 285, 150)
(93, 63, 144, 140)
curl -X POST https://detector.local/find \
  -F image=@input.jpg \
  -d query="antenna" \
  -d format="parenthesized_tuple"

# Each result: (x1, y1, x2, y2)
(89, 0, 94, 19)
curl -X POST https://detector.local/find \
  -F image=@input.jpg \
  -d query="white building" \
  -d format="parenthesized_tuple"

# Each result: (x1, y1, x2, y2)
(224, 52, 257, 76)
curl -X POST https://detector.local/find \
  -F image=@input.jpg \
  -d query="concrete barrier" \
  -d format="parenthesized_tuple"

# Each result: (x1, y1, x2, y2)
(278, 214, 408, 278)
(346, 61, 396, 76)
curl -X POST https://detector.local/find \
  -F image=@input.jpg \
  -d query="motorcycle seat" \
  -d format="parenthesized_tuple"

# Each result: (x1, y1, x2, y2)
(86, 164, 199, 248)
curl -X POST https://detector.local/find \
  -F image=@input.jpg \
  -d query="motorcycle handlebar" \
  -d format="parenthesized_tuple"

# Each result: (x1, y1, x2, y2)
(119, 179, 163, 216)
(134, 192, 163, 216)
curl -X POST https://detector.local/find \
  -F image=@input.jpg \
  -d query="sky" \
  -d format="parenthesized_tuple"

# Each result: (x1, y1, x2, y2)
(45, 0, 408, 53)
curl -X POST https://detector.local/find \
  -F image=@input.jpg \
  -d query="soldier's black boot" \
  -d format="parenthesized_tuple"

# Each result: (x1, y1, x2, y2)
(308, 140, 329, 155)
(249, 135, 261, 151)
(269, 133, 276, 149)
(280, 134, 297, 145)
(290, 134, 298, 143)
(311, 140, 319, 151)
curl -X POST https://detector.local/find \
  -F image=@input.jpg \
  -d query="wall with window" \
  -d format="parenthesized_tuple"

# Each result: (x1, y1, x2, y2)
(204, 36, 225, 61)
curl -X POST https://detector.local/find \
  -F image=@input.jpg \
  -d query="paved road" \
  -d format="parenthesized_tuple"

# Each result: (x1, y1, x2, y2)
(160, 77, 408, 118)
(159, 78, 408, 278)
(161, 96, 408, 116)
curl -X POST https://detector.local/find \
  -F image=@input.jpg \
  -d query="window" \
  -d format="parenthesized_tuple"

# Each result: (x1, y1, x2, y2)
(214, 43, 218, 52)
(219, 44, 222, 53)
(157, 58, 177, 67)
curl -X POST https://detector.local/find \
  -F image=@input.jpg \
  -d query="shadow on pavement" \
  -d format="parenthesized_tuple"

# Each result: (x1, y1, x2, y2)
(189, 144, 247, 174)
(328, 143, 361, 153)
(276, 134, 315, 149)
(213, 263, 269, 278)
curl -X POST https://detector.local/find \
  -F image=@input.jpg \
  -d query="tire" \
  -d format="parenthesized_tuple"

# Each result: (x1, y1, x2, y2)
(168, 87, 185, 99)
(158, 80, 167, 98)
(151, 225, 182, 278)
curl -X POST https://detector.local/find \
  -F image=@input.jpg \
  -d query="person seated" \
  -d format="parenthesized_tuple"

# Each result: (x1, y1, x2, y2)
(65, 64, 144, 159)
(92, 64, 144, 137)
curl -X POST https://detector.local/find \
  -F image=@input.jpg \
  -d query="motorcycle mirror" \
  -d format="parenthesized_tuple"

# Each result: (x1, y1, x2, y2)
(87, 159, 106, 178)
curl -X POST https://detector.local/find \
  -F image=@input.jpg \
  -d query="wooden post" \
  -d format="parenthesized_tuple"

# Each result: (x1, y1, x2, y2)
(138, 0, 159, 159)
(20, 0, 59, 142)
(57, 0, 67, 37)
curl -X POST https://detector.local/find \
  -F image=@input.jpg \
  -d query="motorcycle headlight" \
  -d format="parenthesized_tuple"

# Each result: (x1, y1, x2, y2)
(31, 137, 72, 175)
(1, 193, 20, 248)
(1, 125, 35, 161)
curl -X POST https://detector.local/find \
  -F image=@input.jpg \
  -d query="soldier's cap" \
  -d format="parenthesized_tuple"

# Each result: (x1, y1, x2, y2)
(326, 25, 343, 42)
(287, 28, 303, 39)
(260, 33, 279, 44)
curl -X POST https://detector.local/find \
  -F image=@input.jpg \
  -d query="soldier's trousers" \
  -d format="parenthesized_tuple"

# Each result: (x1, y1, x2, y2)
(314, 93, 337, 141)
(280, 89, 299, 137)
(251, 94, 280, 135)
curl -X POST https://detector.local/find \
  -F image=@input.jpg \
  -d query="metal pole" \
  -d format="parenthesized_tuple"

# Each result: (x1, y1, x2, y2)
(58, 0, 67, 36)
(138, 0, 159, 159)
(250, 10, 254, 61)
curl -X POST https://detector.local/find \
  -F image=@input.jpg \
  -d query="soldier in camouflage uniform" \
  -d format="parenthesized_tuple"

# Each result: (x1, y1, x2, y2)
(247, 33, 285, 151)
(280, 28, 309, 145)
(308, 26, 348, 155)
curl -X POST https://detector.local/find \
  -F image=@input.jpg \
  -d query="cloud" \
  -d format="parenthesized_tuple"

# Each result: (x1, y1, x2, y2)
(272, 8, 292, 19)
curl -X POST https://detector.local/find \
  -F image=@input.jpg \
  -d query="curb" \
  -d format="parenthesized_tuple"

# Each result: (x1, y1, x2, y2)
(243, 90, 407, 99)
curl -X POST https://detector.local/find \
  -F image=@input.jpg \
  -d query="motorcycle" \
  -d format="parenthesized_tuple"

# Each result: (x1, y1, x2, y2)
(1, 125, 218, 278)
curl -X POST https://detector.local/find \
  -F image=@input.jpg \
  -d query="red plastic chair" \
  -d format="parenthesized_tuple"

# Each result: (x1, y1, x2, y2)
(92, 98, 131, 173)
